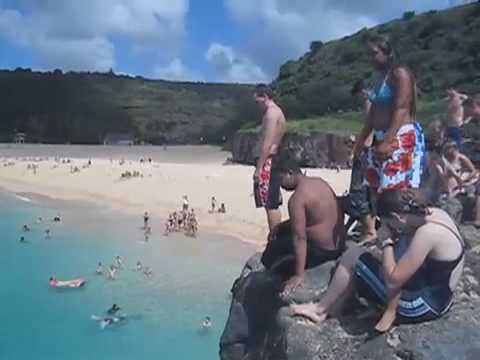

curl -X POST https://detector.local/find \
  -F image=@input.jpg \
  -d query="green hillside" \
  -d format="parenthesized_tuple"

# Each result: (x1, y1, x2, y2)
(264, 2, 480, 135)
(0, 69, 254, 144)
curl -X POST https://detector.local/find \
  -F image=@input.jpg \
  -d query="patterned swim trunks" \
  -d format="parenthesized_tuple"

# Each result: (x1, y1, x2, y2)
(253, 157, 283, 210)
(365, 123, 426, 192)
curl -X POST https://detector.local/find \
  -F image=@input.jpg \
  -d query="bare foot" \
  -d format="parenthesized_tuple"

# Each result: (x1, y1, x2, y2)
(375, 309, 396, 333)
(290, 303, 327, 324)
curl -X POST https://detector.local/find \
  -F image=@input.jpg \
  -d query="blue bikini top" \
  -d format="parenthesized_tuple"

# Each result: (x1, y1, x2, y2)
(368, 76, 395, 105)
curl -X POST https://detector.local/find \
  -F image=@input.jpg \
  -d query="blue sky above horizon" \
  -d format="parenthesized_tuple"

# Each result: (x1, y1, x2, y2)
(0, 0, 468, 83)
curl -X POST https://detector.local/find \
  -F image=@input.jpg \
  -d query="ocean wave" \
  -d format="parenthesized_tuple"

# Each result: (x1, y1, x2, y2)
(15, 194, 33, 203)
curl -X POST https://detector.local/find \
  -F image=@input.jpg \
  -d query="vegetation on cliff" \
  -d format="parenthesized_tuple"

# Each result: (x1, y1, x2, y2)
(241, 2, 480, 136)
(0, 69, 253, 144)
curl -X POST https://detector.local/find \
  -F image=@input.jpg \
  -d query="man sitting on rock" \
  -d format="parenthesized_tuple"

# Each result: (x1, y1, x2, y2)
(261, 155, 346, 295)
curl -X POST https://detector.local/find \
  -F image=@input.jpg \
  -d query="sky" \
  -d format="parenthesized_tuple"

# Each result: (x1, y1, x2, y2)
(0, 0, 468, 83)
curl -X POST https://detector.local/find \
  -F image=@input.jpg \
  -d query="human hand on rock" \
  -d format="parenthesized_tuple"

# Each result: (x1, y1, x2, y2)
(282, 275, 304, 296)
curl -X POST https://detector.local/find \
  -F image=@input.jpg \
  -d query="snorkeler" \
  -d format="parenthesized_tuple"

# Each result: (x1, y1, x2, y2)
(107, 304, 121, 315)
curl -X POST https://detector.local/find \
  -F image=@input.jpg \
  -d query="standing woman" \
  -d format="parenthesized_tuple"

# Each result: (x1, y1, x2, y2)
(354, 35, 426, 194)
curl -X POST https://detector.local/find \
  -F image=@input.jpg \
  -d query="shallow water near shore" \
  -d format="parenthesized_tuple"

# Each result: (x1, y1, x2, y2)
(0, 191, 254, 360)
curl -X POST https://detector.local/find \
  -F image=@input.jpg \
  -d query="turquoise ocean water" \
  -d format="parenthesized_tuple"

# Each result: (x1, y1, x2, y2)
(0, 191, 254, 360)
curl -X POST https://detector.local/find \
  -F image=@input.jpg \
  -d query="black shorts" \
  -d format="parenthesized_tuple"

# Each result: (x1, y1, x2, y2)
(354, 253, 452, 323)
(253, 157, 282, 210)
(261, 224, 342, 276)
(348, 152, 373, 219)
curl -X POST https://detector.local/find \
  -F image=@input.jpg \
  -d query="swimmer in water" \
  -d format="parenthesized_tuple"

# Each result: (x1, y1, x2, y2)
(202, 316, 213, 329)
(107, 304, 121, 315)
(114, 256, 124, 269)
(22, 224, 31, 232)
(45, 229, 51, 239)
(143, 266, 153, 277)
(106, 265, 116, 280)
(91, 314, 126, 329)
(136, 261, 143, 272)
(19, 236, 26, 243)
(96, 262, 104, 275)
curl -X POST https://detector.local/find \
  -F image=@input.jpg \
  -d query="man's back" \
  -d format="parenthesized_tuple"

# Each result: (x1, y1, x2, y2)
(290, 177, 344, 251)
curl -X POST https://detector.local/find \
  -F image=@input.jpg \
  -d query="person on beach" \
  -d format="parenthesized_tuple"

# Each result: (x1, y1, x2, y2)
(143, 211, 150, 229)
(252, 84, 287, 232)
(183, 196, 189, 212)
(349, 80, 377, 244)
(355, 35, 426, 196)
(211, 197, 217, 213)
(291, 189, 464, 333)
(219, 203, 226, 214)
(442, 142, 480, 225)
(262, 156, 345, 295)
(96, 262, 104, 275)
(446, 89, 469, 149)
(144, 226, 151, 242)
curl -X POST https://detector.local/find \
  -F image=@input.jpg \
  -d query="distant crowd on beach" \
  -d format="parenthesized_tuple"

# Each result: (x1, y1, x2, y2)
(246, 33, 480, 336)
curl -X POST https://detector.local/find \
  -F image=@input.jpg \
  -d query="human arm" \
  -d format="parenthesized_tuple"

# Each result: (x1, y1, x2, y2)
(459, 154, 478, 183)
(282, 196, 307, 294)
(382, 227, 433, 296)
(254, 111, 277, 180)
(353, 111, 374, 158)
(376, 68, 414, 160)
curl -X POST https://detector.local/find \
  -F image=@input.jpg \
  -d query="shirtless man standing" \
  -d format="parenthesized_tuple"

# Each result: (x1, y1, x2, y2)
(446, 89, 469, 149)
(262, 156, 345, 295)
(253, 84, 287, 231)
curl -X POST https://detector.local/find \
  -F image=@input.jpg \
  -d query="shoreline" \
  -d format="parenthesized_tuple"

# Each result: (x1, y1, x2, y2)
(0, 155, 351, 247)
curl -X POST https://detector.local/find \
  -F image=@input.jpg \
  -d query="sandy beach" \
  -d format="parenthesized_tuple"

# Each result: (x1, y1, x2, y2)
(0, 146, 351, 247)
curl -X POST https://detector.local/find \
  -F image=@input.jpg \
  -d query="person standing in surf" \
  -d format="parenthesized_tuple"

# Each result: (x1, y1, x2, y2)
(252, 84, 287, 233)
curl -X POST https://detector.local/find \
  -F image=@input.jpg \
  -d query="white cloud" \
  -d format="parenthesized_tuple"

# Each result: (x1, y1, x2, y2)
(225, 0, 449, 78)
(152, 58, 202, 82)
(0, 0, 189, 72)
(205, 43, 268, 83)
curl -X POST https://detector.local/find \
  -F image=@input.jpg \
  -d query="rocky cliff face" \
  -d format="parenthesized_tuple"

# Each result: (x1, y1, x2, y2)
(220, 230, 480, 360)
(231, 131, 353, 168)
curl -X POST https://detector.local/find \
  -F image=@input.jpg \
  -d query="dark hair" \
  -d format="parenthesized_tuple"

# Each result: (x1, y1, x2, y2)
(377, 189, 430, 217)
(275, 152, 302, 174)
(254, 84, 274, 99)
(351, 80, 366, 96)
